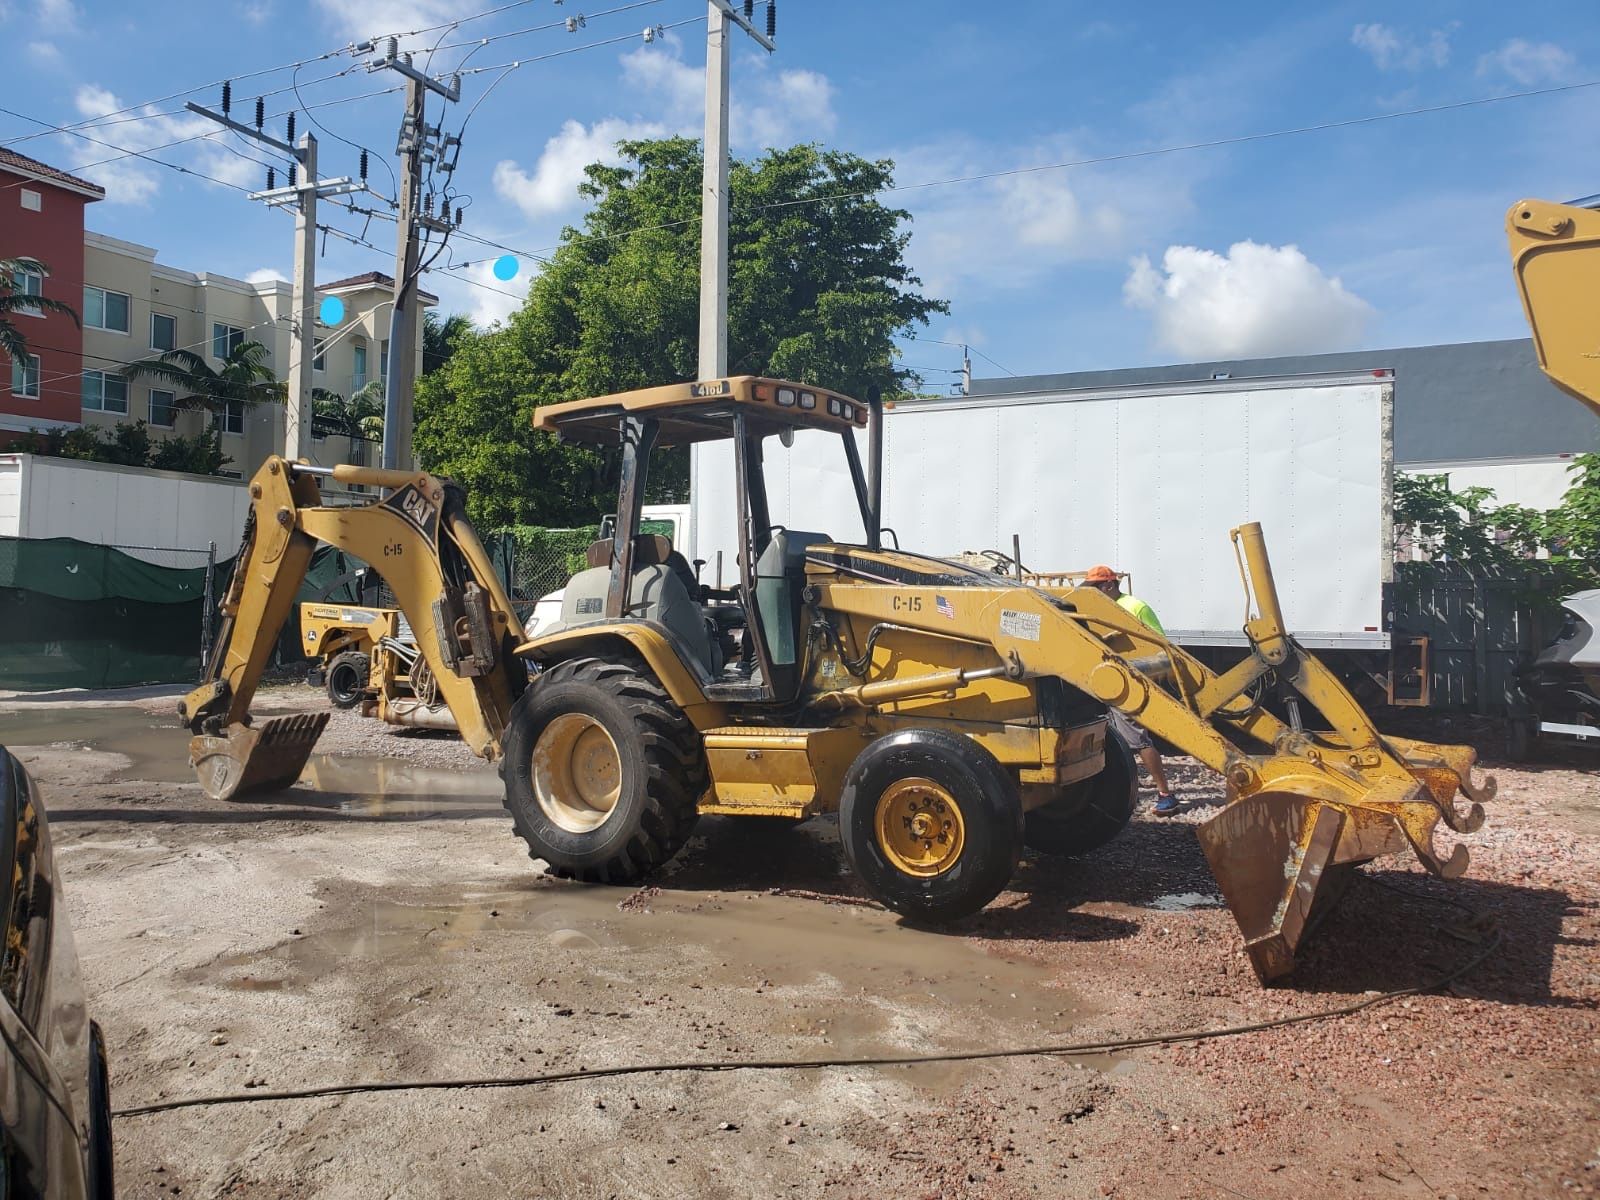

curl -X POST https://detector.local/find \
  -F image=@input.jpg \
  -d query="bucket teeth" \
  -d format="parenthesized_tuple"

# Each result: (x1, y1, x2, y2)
(189, 712, 330, 801)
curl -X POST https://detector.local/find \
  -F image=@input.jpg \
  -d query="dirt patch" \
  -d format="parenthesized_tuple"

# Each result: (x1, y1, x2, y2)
(9, 692, 1598, 1198)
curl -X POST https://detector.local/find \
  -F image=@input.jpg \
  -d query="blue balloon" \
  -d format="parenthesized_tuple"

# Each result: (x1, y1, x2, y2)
(492, 254, 519, 281)
(319, 296, 345, 325)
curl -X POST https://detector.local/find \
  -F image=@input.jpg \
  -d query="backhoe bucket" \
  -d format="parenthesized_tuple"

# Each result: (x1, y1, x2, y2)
(1196, 744, 1490, 983)
(189, 713, 329, 801)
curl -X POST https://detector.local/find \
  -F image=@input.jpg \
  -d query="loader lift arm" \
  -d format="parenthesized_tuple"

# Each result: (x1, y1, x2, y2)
(806, 524, 1490, 982)
(180, 459, 526, 800)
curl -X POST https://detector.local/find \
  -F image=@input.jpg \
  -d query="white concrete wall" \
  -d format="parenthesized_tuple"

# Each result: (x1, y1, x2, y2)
(0, 456, 21, 536)
(0, 453, 250, 562)
(1399, 455, 1581, 512)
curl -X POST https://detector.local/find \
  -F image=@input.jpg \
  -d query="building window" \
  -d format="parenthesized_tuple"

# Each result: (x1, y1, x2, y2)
(351, 338, 368, 391)
(82, 370, 129, 413)
(149, 388, 177, 428)
(19, 188, 41, 212)
(212, 323, 245, 360)
(10, 354, 40, 399)
(380, 339, 389, 380)
(218, 400, 245, 436)
(313, 338, 326, 372)
(83, 285, 131, 333)
(11, 265, 43, 317)
(150, 312, 176, 352)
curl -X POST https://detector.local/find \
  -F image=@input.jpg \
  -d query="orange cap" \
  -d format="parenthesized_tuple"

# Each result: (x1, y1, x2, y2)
(1084, 565, 1117, 583)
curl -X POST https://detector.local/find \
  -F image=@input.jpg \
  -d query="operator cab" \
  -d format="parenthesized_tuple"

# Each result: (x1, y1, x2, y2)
(533, 377, 883, 703)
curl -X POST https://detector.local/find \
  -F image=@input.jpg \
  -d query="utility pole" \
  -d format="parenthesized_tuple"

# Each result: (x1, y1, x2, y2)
(961, 345, 972, 397)
(698, 0, 775, 381)
(386, 77, 425, 471)
(186, 93, 364, 460)
(364, 43, 460, 471)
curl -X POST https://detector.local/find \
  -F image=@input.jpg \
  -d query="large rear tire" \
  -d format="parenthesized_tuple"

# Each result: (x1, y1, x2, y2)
(839, 729, 1022, 923)
(502, 657, 705, 883)
(325, 650, 369, 709)
(1023, 724, 1137, 857)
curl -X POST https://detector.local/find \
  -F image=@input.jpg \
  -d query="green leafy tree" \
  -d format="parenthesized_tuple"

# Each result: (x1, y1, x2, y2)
(15, 421, 231, 476)
(1543, 452, 1600, 571)
(121, 340, 284, 423)
(416, 138, 946, 525)
(1, 256, 78, 364)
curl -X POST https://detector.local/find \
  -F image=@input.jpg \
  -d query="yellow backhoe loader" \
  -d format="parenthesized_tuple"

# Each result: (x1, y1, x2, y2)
(180, 376, 1490, 983)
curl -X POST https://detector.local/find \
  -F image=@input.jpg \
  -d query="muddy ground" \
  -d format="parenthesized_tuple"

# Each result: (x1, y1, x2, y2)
(2, 685, 1596, 1199)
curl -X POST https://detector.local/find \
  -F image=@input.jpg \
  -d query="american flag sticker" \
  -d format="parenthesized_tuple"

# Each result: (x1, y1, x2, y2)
(935, 594, 956, 619)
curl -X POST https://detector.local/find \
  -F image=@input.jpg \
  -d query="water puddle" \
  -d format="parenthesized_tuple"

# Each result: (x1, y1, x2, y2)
(296, 755, 501, 817)
(1144, 892, 1225, 912)
(197, 887, 1111, 1081)
(1, 705, 195, 783)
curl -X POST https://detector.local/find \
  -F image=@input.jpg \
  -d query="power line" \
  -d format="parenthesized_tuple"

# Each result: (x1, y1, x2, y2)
(438, 74, 1600, 289)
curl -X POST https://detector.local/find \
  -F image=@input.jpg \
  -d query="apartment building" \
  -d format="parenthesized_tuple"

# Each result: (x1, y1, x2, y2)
(1, 148, 104, 433)
(4, 150, 433, 489)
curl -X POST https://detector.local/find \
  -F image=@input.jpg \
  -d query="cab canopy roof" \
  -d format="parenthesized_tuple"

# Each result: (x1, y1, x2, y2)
(533, 376, 871, 446)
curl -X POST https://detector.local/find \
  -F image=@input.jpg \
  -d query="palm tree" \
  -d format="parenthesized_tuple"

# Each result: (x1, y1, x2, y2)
(1, 256, 79, 363)
(122, 340, 284, 423)
(422, 311, 472, 375)
(312, 379, 385, 441)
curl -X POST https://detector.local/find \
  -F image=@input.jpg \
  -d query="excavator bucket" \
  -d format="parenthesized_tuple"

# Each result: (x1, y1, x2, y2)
(1197, 744, 1491, 983)
(189, 713, 330, 802)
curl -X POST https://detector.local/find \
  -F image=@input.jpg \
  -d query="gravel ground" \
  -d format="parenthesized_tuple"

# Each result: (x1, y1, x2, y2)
(4, 682, 1596, 1199)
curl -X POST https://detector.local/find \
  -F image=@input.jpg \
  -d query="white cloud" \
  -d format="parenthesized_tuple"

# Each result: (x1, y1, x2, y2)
(246, 268, 287, 285)
(313, 0, 474, 47)
(34, 0, 78, 34)
(241, 0, 272, 26)
(892, 134, 1189, 300)
(1351, 23, 1452, 71)
(493, 117, 667, 220)
(26, 39, 60, 64)
(617, 39, 838, 149)
(1477, 39, 1577, 86)
(1123, 241, 1373, 359)
(437, 259, 528, 329)
(66, 83, 220, 205)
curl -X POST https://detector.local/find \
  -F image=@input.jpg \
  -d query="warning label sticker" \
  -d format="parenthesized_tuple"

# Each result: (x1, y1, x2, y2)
(999, 609, 1041, 642)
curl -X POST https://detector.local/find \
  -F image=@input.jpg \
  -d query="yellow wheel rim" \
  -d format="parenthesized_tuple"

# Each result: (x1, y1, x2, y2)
(532, 713, 622, 834)
(874, 777, 965, 878)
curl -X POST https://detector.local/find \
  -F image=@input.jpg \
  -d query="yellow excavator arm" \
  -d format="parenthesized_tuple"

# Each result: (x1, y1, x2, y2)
(180, 458, 526, 799)
(1506, 197, 1600, 419)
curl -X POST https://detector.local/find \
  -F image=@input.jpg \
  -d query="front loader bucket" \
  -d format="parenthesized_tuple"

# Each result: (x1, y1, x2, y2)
(1197, 744, 1491, 984)
(189, 713, 329, 801)
(1197, 792, 1355, 983)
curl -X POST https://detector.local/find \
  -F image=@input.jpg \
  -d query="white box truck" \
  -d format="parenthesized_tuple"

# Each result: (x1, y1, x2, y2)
(689, 370, 1396, 651)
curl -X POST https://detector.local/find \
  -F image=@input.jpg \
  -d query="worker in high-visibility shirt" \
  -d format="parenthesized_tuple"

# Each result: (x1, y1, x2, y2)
(1083, 564, 1178, 815)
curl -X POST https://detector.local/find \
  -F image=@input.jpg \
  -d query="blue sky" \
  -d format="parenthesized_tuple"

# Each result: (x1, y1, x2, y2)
(3, 0, 1597, 385)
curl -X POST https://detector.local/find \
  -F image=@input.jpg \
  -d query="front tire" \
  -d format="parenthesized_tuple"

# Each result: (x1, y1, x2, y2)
(839, 729, 1022, 923)
(1023, 724, 1137, 857)
(325, 650, 369, 709)
(502, 657, 705, 883)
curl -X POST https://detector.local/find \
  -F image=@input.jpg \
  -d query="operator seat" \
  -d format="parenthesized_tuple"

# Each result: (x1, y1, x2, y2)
(544, 534, 719, 675)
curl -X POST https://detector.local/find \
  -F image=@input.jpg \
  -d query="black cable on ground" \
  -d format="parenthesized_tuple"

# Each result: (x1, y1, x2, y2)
(113, 915, 1501, 1120)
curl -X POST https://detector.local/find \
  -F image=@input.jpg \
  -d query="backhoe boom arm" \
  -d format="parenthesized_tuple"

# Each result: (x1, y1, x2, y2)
(180, 458, 525, 800)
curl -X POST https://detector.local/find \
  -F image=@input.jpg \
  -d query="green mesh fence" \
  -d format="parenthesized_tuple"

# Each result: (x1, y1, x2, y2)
(0, 521, 675, 692)
(0, 537, 222, 691)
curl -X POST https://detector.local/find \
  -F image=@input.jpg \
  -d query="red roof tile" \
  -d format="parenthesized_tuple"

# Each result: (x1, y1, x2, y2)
(0, 148, 105, 199)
